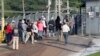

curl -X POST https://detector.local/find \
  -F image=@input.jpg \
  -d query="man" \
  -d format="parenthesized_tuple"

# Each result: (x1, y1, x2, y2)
(21, 20, 27, 43)
(48, 17, 55, 37)
(25, 22, 34, 44)
(18, 20, 23, 42)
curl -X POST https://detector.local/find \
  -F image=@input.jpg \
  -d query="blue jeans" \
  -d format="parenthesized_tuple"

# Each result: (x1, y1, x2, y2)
(18, 30, 22, 41)
(22, 31, 26, 42)
(6, 32, 12, 43)
(38, 31, 43, 37)
(63, 32, 68, 44)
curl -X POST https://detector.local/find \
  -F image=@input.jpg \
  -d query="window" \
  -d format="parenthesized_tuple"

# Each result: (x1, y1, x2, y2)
(95, 6, 99, 12)
(90, 6, 95, 12)
(96, 12, 99, 17)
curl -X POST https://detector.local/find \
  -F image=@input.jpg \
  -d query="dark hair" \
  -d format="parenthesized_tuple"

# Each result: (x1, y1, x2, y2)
(39, 18, 41, 21)
(55, 16, 60, 23)
(19, 19, 22, 22)
(57, 16, 60, 21)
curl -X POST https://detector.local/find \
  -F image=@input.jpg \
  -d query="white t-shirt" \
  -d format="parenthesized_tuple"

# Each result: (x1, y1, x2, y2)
(42, 20, 46, 28)
(33, 24, 38, 33)
(62, 24, 70, 32)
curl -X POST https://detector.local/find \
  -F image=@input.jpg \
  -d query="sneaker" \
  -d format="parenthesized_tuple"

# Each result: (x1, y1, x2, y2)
(34, 40, 37, 42)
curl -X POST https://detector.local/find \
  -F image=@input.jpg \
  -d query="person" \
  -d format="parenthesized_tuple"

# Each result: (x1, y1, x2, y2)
(62, 22, 70, 44)
(63, 15, 69, 24)
(32, 21, 38, 42)
(4, 22, 12, 46)
(21, 20, 27, 43)
(25, 22, 34, 44)
(55, 16, 62, 40)
(12, 25, 19, 50)
(41, 16, 47, 36)
(37, 18, 43, 39)
(48, 17, 55, 37)
(18, 20, 23, 42)
(69, 15, 75, 35)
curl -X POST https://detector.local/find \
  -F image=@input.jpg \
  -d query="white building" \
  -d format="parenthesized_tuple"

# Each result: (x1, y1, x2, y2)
(85, 0, 100, 35)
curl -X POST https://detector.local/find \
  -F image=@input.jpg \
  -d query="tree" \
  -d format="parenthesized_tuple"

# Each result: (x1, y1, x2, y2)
(62, 0, 81, 8)
(0, 0, 81, 17)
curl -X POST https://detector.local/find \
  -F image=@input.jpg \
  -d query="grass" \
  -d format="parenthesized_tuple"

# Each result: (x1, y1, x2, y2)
(87, 52, 100, 56)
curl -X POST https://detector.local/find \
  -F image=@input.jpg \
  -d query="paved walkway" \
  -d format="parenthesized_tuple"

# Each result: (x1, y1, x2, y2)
(71, 38, 100, 56)
(0, 35, 90, 56)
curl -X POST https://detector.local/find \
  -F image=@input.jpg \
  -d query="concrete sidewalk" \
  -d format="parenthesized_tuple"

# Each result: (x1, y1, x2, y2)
(71, 38, 100, 56)
(0, 35, 90, 56)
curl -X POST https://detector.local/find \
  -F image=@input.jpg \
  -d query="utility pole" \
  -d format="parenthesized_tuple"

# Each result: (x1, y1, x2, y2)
(67, 0, 70, 20)
(55, 0, 57, 19)
(1, 0, 5, 32)
(47, 0, 51, 21)
(0, 0, 5, 41)
(58, 0, 61, 17)
(55, 0, 62, 19)
(80, 0, 84, 36)
(22, 0, 25, 19)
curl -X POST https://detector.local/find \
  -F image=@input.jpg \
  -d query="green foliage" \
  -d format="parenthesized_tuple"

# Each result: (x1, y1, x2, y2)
(87, 52, 100, 56)
(62, 0, 81, 8)
(0, 0, 81, 16)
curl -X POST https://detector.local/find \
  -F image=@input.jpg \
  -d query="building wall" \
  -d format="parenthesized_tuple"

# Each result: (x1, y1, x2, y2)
(86, 1, 100, 35)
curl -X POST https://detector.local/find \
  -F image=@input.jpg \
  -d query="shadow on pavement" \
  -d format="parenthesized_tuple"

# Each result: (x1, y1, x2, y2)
(44, 38, 88, 48)
(38, 42, 78, 53)
(0, 45, 13, 50)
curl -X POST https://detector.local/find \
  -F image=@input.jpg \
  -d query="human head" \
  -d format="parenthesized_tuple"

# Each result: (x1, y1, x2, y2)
(41, 16, 46, 20)
(7, 22, 10, 25)
(51, 17, 54, 20)
(12, 20, 15, 23)
(39, 18, 41, 21)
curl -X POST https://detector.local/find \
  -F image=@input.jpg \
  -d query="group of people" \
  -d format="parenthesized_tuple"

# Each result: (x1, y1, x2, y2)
(4, 15, 71, 50)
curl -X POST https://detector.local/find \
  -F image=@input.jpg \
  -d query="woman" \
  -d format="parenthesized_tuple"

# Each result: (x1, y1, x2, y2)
(62, 22, 70, 44)
(4, 22, 12, 46)
(55, 16, 62, 40)
(37, 19, 43, 39)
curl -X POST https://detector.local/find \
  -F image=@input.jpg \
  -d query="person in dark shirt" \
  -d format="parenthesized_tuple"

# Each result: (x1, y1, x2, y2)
(18, 20, 23, 42)
(55, 16, 62, 41)
(12, 24, 19, 50)
(48, 17, 55, 37)
(25, 23, 34, 44)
